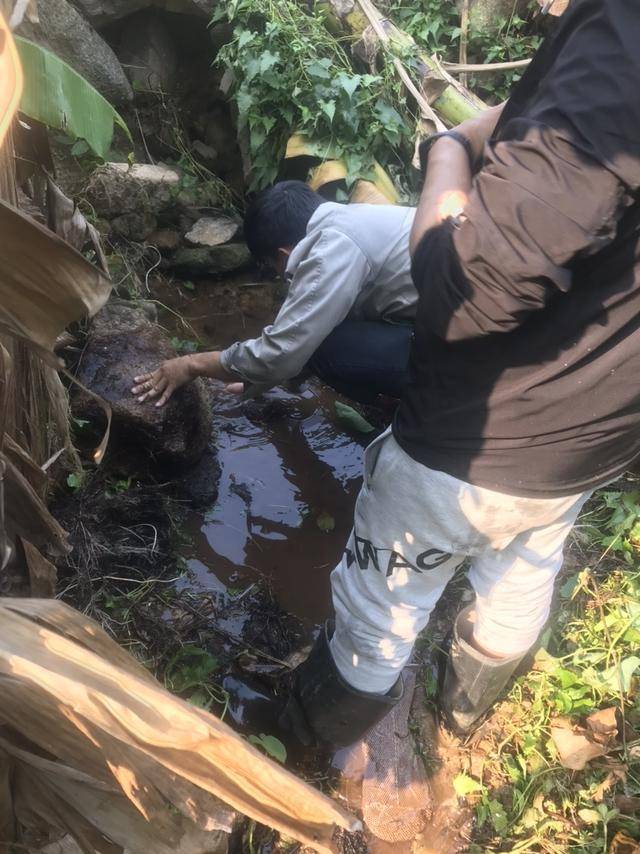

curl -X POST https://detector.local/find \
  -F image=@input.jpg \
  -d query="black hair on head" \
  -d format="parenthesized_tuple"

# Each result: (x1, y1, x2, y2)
(243, 180, 325, 261)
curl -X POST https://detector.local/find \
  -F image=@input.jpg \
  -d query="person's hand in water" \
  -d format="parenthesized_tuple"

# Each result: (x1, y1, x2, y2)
(132, 350, 240, 407)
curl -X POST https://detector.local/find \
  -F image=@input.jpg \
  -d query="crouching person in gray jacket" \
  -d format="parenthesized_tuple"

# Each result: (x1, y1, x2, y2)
(132, 181, 417, 406)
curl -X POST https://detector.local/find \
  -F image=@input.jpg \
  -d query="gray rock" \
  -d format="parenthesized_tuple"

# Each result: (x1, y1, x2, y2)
(170, 244, 251, 276)
(85, 162, 181, 218)
(74, 0, 218, 26)
(110, 211, 158, 240)
(21, 0, 133, 105)
(73, 302, 212, 467)
(146, 228, 182, 251)
(118, 11, 178, 94)
(185, 216, 239, 248)
(85, 162, 222, 222)
(71, 0, 152, 27)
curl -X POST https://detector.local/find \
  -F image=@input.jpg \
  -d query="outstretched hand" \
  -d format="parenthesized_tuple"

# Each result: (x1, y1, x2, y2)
(132, 356, 194, 407)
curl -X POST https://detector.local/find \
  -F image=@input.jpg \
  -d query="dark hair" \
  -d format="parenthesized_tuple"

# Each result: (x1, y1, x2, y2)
(243, 181, 325, 260)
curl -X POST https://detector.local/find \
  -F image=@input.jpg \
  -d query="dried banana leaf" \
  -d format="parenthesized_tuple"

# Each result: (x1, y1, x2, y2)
(0, 599, 359, 853)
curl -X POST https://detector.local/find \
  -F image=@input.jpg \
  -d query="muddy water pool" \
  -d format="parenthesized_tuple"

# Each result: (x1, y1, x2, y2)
(159, 276, 372, 626)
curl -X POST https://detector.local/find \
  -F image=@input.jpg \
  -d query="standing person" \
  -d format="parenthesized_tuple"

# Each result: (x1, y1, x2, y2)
(285, 0, 640, 746)
(132, 182, 417, 406)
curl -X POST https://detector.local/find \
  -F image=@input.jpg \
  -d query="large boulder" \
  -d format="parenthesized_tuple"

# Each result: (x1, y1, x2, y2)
(73, 0, 217, 26)
(21, 0, 133, 105)
(118, 10, 178, 94)
(73, 302, 212, 468)
(71, 0, 152, 27)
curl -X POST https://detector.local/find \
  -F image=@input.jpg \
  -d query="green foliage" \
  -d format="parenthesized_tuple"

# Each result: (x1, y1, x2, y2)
(16, 37, 131, 159)
(316, 510, 336, 533)
(581, 489, 640, 562)
(463, 548, 640, 852)
(248, 733, 287, 763)
(165, 645, 220, 691)
(214, 0, 415, 189)
(389, 0, 543, 103)
(66, 472, 85, 491)
(334, 401, 375, 434)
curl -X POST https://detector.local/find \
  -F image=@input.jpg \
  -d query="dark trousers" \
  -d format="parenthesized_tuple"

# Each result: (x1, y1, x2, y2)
(308, 320, 413, 404)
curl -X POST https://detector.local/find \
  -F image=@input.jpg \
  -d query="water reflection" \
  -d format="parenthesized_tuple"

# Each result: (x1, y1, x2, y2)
(181, 378, 367, 623)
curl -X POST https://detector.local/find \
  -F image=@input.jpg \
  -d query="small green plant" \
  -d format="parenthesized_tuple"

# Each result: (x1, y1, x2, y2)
(106, 476, 132, 495)
(165, 645, 220, 693)
(66, 471, 85, 491)
(248, 733, 287, 764)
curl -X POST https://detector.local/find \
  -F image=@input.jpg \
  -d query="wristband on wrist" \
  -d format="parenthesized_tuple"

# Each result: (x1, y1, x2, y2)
(418, 130, 474, 175)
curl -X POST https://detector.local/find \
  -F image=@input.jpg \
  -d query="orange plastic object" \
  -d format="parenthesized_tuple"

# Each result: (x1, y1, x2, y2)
(0, 12, 23, 148)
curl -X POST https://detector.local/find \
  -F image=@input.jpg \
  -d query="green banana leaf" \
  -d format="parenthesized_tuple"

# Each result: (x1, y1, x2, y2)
(15, 36, 131, 159)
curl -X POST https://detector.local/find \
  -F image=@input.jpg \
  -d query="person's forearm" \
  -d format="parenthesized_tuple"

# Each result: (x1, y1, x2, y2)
(409, 137, 473, 257)
(187, 350, 237, 383)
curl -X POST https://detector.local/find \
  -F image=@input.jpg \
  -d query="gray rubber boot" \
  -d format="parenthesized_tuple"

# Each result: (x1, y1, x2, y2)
(280, 622, 404, 749)
(439, 606, 526, 737)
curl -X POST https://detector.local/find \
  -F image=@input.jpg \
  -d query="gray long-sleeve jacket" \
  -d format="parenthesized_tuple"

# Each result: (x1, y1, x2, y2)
(219, 202, 417, 386)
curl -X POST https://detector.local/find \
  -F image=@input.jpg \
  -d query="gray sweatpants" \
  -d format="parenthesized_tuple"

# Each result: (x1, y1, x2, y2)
(330, 429, 591, 694)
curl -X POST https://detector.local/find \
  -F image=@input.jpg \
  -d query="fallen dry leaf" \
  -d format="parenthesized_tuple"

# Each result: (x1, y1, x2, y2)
(586, 707, 618, 741)
(610, 831, 640, 854)
(550, 721, 607, 771)
(591, 773, 615, 803)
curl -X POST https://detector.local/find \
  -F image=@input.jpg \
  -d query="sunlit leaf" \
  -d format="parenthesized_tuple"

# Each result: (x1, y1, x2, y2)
(453, 773, 483, 797)
(249, 733, 287, 764)
(15, 36, 131, 159)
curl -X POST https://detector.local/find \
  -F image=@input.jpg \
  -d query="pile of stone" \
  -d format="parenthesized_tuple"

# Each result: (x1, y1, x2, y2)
(85, 161, 250, 275)
(19, 0, 249, 276)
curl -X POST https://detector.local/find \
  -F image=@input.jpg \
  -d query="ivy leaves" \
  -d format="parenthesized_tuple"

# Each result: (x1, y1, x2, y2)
(216, 1, 414, 190)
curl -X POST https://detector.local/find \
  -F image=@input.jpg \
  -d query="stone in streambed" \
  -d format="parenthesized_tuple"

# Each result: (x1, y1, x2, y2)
(185, 216, 239, 248)
(169, 244, 251, 276)
(73, 302, 212, 468)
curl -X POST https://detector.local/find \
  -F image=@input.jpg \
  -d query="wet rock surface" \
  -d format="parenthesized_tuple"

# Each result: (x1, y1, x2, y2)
(72, 301, 212, 468)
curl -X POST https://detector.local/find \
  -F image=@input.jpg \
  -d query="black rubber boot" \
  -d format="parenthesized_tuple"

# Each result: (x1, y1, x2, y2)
(439, 606, 526, 738)
(280, 622, 404, 749)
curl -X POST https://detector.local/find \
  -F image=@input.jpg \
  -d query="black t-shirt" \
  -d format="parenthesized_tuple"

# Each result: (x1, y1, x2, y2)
(394, 0, 640, 498)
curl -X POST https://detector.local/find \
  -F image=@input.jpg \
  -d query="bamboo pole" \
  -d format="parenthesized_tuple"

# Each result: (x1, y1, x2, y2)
(322, 0, 486, 127)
